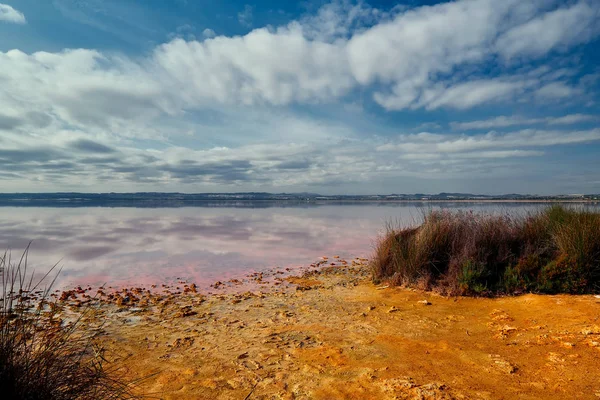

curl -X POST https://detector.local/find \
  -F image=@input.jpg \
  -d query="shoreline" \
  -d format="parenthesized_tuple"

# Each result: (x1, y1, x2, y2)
(51, 257, 600, 400)
(1, 199, 598, 209)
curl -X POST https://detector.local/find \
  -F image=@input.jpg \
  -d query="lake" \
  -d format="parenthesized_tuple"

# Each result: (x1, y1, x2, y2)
(1, 202, 597, 290)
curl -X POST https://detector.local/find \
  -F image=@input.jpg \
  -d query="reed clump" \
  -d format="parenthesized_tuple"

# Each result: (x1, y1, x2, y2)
(0, 247, 138, 399)
(371, 205, 600, 295)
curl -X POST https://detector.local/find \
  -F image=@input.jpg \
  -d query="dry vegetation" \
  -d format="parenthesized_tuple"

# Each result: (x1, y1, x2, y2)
(371, 205, 600, 295)
(0, 247, 137, 400)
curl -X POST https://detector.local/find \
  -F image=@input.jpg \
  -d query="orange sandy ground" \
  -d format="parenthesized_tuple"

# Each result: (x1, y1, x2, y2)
(92, 265, 600, 399)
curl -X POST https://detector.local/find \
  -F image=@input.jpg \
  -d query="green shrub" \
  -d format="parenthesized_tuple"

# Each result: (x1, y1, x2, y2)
(458, 260, 489, 295)
(538, 255, 588, 294)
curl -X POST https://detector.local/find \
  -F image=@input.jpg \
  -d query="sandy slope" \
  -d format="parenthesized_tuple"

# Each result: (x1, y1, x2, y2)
(85, 261, 600, 399)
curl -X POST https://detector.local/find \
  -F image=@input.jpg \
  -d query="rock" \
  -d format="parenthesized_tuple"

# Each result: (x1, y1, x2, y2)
(388, 306, 400, 313)
(176, 305, 197, 318)
(490, 354, 517, 374)
(418, 300, 432, 306)
(581, 325, 600, 335)
(183, 283, 197, 294)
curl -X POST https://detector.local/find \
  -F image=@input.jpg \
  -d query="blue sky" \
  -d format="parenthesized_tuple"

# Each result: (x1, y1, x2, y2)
(0, 0, 599, 194)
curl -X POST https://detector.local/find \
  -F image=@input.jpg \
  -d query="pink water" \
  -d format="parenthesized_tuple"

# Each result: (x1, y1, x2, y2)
(0, 203, 590, 290)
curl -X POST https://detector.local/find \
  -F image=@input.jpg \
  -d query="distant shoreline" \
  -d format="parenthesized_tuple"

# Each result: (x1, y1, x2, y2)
(0, 198, 597, 208)
(0, 192, 598, 208)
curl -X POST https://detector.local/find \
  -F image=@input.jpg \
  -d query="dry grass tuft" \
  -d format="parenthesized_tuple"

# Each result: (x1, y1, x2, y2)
(0, 246, 140, 399)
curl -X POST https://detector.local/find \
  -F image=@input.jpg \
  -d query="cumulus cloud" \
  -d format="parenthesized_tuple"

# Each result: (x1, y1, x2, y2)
(202, 28, 216, 39)
(348, 0, 600, 109)
(1, 0, 599, 127)
(0, 3, 26, 23)
(297, 0, 398, 41)
(152, 30, 354, 107)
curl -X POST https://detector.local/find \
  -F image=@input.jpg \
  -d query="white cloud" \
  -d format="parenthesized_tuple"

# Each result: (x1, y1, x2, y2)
(451, 114, 598, 130)
(0, 48, 169, 136)
(238, 4, 253, 28)
(297, 0, 395, 41)
(0, 0, 598, 194)
(378, 128, 600, 154)
(152, 29, 354, 107)
(0, 0, 598, 192)
(1, 0, 598, 126)
(416, 79, 531, 110)
(346, 0, 600, 110)
(547, 114, 598, 125)
(496, 0, 600, 60)
(202, 28, 216, 39)
(2, 107, 598, 192)
(534, 81, 583, 100)
(451, 116, 543, 130)
(0, 3, 26, 23)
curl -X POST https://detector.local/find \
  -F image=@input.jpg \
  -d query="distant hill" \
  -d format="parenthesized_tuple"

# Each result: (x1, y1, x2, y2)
(0, 192, 597, 207)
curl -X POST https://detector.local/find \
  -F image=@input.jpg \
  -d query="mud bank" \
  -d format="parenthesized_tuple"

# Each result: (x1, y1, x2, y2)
(68, 259, 600, 399)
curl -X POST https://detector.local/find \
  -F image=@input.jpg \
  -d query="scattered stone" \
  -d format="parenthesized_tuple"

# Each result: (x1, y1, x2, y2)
(172, 337, 195, 348)
(490, 354, 517, 374)
(582, 325, 600, 335)
(547, 352, 565, 364)
(501, 325, 517, 333)
(183, 283, 197, 294)
(176, 306, 197, 318)
(490, 309, 514, 322)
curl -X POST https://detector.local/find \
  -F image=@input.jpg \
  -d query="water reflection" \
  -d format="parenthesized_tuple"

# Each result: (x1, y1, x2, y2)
(0, 203, 596, 289)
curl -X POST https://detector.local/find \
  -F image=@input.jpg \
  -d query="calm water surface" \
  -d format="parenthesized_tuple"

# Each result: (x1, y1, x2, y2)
(0, 202, 597, 289)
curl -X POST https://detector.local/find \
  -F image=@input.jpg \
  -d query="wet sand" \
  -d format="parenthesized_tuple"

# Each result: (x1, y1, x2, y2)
(66, 259, 600, 399)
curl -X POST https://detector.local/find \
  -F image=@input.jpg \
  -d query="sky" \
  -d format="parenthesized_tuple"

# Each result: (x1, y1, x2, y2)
(0, 0, 599, 195)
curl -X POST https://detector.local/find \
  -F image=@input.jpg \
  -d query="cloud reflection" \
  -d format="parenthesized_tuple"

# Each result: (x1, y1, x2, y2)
(0, 203, 568, 289)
